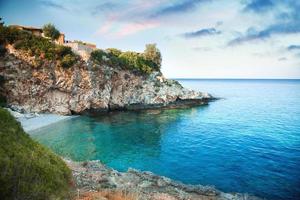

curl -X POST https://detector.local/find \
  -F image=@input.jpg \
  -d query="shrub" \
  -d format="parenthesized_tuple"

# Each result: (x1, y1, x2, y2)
(0, 26, 22, 45)
(42, 23, 60, 40)
(91, 48, 157, 75)
(60, 54, 77, 68)
(55, 45, 73, 58)
(0, 45, 6, 57)
(0, 96, 6, 107)
(0, 25, 77, 67)
(143, 43, 161, 70)
(0, 108, 72, 200)
(106, 48, 122, 57)
(0, 17, 4, 27)
(119, 51, 153, 74)
(90, 49, 109, 65)
(118, 51, 138, 70)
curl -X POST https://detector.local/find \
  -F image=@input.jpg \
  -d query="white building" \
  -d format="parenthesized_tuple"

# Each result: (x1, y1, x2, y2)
(64, 40, 96, 61)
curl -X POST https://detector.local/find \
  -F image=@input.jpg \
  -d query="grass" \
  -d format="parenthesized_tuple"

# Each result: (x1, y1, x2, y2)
(0, 108, 72, 200)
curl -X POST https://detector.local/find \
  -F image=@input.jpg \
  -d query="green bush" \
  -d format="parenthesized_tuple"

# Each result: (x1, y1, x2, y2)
(106, 48, 122, 57)
(0, 45, 6, 57)
(91, 48, 157, 75)
(0, 26, 22, 45)
(0, 25, 77, 68)
(0, 96, 6, 107)
(0, 108, 72, 200)
(60, 54, 77, 68)
(55, 45, 73, 58)
(42, 23, 60, 40)
(90, 49, 109, 65)
(119, 51, 153, 74)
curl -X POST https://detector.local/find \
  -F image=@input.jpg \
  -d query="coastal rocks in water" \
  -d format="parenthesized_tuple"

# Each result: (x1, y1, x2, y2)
(67, 160, 261, 200)
(0, 46, 212, 115)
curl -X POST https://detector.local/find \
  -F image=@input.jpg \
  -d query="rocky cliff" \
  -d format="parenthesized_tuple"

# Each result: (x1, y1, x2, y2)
(0, 46, 212, 115)
(67, 160, 261, 200)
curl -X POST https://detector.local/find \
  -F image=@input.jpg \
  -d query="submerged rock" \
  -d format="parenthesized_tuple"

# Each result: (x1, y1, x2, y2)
(0, 47, 213, 115)
(66, 160, 262, 200)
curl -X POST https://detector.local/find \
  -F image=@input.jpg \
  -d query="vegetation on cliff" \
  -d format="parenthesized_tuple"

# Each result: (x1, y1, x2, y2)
(42, 23, 60, 40)
(0, 108, 72, 200)
(90, 44, 161, 75)
(0, 18, 162, 74)
(0, 23, 77, 68)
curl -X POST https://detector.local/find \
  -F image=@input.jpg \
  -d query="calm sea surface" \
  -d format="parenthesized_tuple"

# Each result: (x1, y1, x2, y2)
(31, 79, 300, 200)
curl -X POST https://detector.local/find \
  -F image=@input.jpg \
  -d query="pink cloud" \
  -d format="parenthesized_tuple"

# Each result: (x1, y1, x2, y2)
(96, 15, 118, 35)
(94, 0, 165, 38)
(115, 21, 160, 37)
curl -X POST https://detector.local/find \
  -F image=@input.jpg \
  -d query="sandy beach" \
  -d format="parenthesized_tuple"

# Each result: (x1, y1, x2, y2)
(6, 108, 77, 132)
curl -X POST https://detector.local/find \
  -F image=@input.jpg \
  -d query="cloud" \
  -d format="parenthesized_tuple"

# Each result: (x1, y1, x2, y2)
(39, 0, 67, 10)
(91, 2, 118, 16)
(94, 0, 213, 38)
(192, 47, 212, 51)
(183, 28, 221, 39)
(96, 15, 160, 38)
(278, 57, 287, 61)
(96, 15, 118, 35)
(151, 0, 210, 18)
(115, 21, 160, 37)
(287, 45, 300, 51)
(94, 1, 164, 38)
(228, 1, 300, 46)
(216, 21, 223, 27)
(243, 0, 274, 13)
(228, 27, 270, 46)
(228, 22, 300, 46)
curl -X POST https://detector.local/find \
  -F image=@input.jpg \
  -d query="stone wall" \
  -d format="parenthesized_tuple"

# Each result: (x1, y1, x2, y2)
(64, 42, 96, 61)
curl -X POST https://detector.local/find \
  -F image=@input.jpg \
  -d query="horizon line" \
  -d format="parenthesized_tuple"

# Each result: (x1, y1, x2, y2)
(171, 78, 300, 80)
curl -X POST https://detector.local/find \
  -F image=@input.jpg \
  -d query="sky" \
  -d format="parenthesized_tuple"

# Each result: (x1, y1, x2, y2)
(1, 0, 300, 79)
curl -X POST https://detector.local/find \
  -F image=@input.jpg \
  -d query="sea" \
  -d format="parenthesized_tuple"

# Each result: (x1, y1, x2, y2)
(31, 79, 300, 200)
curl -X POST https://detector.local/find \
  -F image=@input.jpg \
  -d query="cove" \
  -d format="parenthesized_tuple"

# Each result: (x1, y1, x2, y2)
(31, 79, 300, 200)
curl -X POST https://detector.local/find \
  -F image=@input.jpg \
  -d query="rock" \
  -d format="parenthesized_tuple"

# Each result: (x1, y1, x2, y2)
(66, 160, 262, 200)
(0, 47, 214, 115)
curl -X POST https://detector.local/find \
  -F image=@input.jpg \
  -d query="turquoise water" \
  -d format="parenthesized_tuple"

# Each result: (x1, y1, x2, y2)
(31, 79, 300, 200)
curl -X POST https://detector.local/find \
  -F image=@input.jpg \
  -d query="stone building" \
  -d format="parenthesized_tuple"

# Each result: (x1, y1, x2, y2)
(10, 25, 65, 45)
(11, 25, 43, 37)
(56, 34, 65, 45)
(9, 25, 97, 60)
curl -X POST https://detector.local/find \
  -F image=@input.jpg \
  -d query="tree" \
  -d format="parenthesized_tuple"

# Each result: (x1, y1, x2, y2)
(42, 23, 60, 40)
(143, 43, 162, 70)
(0, 18, 4, 27)
(0, 18, 7, 56)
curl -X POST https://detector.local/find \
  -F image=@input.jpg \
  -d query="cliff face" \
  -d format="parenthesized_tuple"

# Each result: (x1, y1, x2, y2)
(0, 46, 211, 115)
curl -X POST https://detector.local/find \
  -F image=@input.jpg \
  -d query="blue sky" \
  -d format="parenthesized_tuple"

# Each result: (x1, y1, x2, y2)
(1, 0, 300, 78)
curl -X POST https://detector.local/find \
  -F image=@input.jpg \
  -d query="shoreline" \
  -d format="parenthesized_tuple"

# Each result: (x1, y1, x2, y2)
(67, 159, 262, 200)
(6, 107, 262, 200)
(5, 108, 77, 132)
(5, 99, 215, 131)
